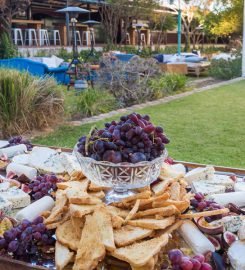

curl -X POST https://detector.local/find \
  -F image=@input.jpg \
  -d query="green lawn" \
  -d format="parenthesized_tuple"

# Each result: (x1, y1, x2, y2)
(33, 80, 245, 168)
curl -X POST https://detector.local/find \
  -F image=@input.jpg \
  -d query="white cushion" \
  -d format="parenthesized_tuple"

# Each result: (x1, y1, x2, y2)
(51, 55, 64, 67)
(41, 57, 57, 68)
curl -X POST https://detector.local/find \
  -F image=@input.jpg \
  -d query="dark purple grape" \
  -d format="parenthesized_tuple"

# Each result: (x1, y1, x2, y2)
(41, 234, 49, 244)
(90, 154, 100, 161)
(0, 238, 7, 249)
(134, 126, 143, 135)
(142, 114, 150, 121)
(126, 129, 135, 140)
(131, 137, 139, 145)
(104, 122, 111, 128)
(115, 140, 126, 147)
(168, 249, 183, 265)
(36, 223, 46, 233)
(112, 129, 121, 141)
(3, 231, 15, 242)
(94, 140, 105, 154)
(105, 142, 118, 150)
(97, 129, 104, 136)
(155, 126, 163, 133)
(120, 115, 127, 122)
(128, 114, 138, 124)
(121, 123, 131, 132)
(78, 136, 86, 142)
(130, 152, 146, 163)
(32, 216, 44, 225)
(8, 240, 19, 253)
(102, 150, 122, 163)
(101, 132, 112, 139)
(33, 186, 39, 192)
(137, 142, 144, 148)
(126, 141, 132, 148)
(108, 125, 115, 133)
(144, 125, 155, 134)
(155, 137, 162, 145)
(111, 120, 117, 125)
(138, 119, 146, 128)
(33, 232, 42, 241)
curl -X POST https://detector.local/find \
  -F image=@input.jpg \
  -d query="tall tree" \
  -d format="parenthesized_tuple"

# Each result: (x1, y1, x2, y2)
(99, 0, 158, 46)
(0, 0, 30, 35)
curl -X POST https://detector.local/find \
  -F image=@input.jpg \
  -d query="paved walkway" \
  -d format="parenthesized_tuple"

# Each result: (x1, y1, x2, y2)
(69, 77, 244, 126)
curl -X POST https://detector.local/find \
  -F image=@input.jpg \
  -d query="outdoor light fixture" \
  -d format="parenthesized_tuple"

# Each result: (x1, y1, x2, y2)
(82, 20, 100, 62)
(169, 0, 189, 56)
(135, 23, 145, 53)
(57, 6, 89, 68)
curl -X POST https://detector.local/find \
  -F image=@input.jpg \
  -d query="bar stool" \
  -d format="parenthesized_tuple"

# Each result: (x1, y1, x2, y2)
(140, 33, 146, 46)
(38, 29, 50, 46)
(24, 29, 38, 46)
(82, 30, 95, 46)
(76, 31, 82, 46)
(50, 30, 62, 46)
(126, 33, 131, 45)
(11, 28, 24, 46)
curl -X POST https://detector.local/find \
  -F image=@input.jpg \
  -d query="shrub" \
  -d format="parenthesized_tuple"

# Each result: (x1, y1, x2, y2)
(0, 69, 64, 137)
(0, 32, 17, 59)
(209, 57, 242, 80)
(76, 88, 119, 117)
(149, 73, 187, 96)
(96, 56, 161, 106)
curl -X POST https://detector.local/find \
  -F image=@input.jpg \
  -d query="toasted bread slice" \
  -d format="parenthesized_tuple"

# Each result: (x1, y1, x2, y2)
(73, 214, 106, 270)
(88, 190, 105, 199)
(93, 206, 115, 251)
(88, 182, 110, 191)
(151, 178, 174, 196)
(122, 191, 151, 204)
(71, 216, 85, 238)
(56, 219, 81, 251)
(69, 204, 95, 218)
(44, 191, 67, 225)
(55, 241, 74, 270)
(66, 189, 102, 205)
(114, 225, 153, 247)
(128, 216, 175, 230)
(110, 233, 168, 267)
(125, 199, 140, 223)
(57, 180, 89, 191)
(131, 257, 155, 270)
(111, 215, 124, 229)
(170, 182, 181, 201)
(134, 205, 177, 219)
(107, 205, 129, 219)
(152, 200, 190, 213)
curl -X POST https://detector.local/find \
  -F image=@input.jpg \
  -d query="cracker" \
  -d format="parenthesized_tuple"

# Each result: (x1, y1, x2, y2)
(88, 190, 105, 199)
(122, 191, 151, 204)
(134, 205, 177, 219)
(128, 216, 175, 230)
(69, 204, 96, 218)
(55, 241, 74, 270)
(57, 179, 89, 192)
(66, 189, 102, 205)
(73, 214, 106, 270)
(170, 182, 181, 201)
(88, 182, 110, 191)
(56, 219, 81, 251)
(125, 199, 140, 223)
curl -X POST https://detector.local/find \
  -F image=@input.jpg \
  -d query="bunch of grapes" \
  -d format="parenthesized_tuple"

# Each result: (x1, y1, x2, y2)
(77, 113, 170, 163)
(8, 136, 33, 151)
(191, 193, 224, 222)
(28, 174, 61, 200)
(167, 249, 213, 270)
(0, 216, 55, 257)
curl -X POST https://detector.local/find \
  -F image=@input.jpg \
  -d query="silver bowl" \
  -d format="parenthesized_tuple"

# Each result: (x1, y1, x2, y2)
(73, 144, 167, 203)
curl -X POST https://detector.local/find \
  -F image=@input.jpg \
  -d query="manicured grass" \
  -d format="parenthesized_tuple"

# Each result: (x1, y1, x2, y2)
(33, 80, 245, 168)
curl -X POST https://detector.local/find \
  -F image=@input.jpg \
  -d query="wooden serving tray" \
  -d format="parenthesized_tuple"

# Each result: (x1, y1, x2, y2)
(0, 145, 244, 270)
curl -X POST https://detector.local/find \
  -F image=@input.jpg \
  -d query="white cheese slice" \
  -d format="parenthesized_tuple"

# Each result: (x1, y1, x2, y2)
(228, 241, 245, 270)
(222, 216, 245, 233)
(206, 174, 234, 189)
(0, 140, 9, 149)
(0, 182, 10, 192)
(12, 154, 30, 166)
(184, 166, 215, 184)
(60, 153, 82, 175)
(208, 192, 245, 207)
(6, 163, 37, 181)
(161, 162, 185, 178)
(15, 196, 55, 221)
(29, 147, 65, 174)
(235, 182, 245, 192)
(171, 164, 186, 174)
(0, 187, 30, 208)
(178, 220, 215, 254)
(0, 196, 12, 214)
(238, 221, 245, 240)
(0, 144, 27, 158)
(192, 182, 226, 195)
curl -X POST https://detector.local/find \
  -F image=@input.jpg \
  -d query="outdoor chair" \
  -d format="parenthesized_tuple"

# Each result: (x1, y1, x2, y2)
(24, 29, 38, 46)
(50, 30, 62, 46)
(11, 28, 24, 46)
(38, 29, 50, 46)
(140, 33, 146, 46)
(126, 33, 131, 45)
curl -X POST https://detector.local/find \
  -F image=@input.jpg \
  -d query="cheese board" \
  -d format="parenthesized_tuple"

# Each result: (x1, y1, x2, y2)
(0, 113, 244, 270)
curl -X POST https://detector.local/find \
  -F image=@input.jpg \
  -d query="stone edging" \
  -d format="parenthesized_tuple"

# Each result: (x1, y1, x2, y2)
(69, 77, 244, 126)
